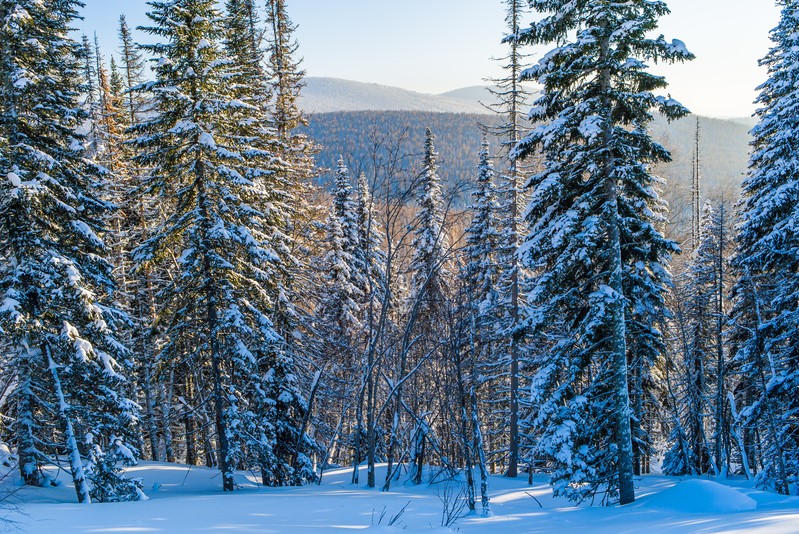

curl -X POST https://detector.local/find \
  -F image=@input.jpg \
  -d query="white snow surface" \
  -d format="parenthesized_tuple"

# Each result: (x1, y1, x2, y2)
(2, 462, 798, 533)
(640, 479, 757, 513)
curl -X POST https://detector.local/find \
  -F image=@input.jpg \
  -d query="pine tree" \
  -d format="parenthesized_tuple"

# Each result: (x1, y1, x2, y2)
(733, 0, 799, 496)
(262, 6, 319, 476)
(516, 0, 692, 504)
(117, 14, 145, 125)
(462, 136, 499, 512)
(132, 0, 312, 491)
(464, 137, 499, 338)
(0, 0, 141, 503)
(409, 129, 449, 321)
(486, 0, 531, 478)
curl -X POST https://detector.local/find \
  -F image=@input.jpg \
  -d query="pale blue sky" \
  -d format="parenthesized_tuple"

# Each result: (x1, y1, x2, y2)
(77, 0, 780, 118)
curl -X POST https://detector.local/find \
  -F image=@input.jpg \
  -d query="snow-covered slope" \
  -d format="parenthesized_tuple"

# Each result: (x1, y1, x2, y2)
(4, 461, 799, 533)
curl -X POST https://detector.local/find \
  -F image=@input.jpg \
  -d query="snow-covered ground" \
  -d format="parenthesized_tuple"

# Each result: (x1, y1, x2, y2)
(2, 462, 799, 533)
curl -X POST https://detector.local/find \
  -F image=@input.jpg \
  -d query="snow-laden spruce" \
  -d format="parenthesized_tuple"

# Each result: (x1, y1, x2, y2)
(731, 0, 799, 496)
(131, 0, 313, 491)
(464, 137, 500, 342)
(0, 0, 142, 503)
(488, 0, 531, 478)
(515, 0, 692, 505)
(462, 136, 499, 513)
(314, 159, 363, 389)
(409, 129, 450, 320)
(663, 201, 732, 477)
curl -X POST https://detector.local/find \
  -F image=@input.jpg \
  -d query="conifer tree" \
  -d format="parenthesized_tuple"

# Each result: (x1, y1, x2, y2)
(663, 202, 718, 476)
(133, 0, 312, 491)
(263, 3, 318, 450)
(409, 129, 449, 321)
(733, 0, 799, 495)
(316, 195, 362, 373)
(464, 137, 499, 348)
(332, 158, 360, 261)
(486, 0, 531, 477)
(402, 128, 450, 486)
(516, 0, 692, 504)
(117, 14, 145, 125)
(224, 0, 315, 486)
(353, 170, 386, 311)
(462, 136, 499, 511)
(113, 12, 166, 464)
(313, 160, 362, 458)
(0, 0, 141, 503)
(80, 33, 101, 157)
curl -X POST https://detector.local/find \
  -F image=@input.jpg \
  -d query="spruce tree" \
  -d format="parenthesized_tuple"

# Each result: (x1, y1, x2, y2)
(316, 192, 362, 371)
(464, 137, 500, 349)
(516, 0, 692, 504)
(403, 128, 450, 486)
(486, 0, 531, 477)
(313, 160, 362, 468)
(113, 12, 167, 464)
(224, 0, 315, 486)
(117, 14, 145, 125)
(263, 5, 318, 472)
(353, 170, 386, 312)
(409, 128, 449, 321)
(462, 136, 499, 510)
(733, 0, 799, 495)
(132, 0, 311, 491)
(663, 201, 717, 476)
(0, 0, 141, 503)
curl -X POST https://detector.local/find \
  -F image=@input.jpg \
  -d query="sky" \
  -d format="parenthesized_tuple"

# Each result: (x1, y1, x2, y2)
(77, 0, 781, 119)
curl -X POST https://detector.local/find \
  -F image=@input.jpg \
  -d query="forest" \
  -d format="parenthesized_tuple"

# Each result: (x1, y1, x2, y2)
(0, 0, 797, 530)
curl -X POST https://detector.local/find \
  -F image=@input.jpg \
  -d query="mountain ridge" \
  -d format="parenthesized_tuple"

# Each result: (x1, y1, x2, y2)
(300, 77, 496, 115)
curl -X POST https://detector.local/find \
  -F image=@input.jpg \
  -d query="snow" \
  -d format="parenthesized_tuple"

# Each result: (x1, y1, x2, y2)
(640, 479, 757, 513)
(13, 76, 32, 89)
(6, 172, 21, 187)
(3, 463, 798, 533)
(666, 39, 690, 56)
(198, 131, 217, 149)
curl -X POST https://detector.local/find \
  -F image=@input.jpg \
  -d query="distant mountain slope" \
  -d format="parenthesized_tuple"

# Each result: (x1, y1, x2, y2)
(301, 78, 541, 115)
(727, 116, 758, 129)
(300, 78, 491, 114)
(299, 78, 751, 238)
(303, 110, 751, 227)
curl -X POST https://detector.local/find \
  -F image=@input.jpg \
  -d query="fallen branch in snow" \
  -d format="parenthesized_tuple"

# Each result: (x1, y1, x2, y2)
(525, 491, 543, 508)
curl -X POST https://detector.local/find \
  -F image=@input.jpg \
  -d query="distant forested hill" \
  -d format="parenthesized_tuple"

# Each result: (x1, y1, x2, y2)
(304, 110, 491, 189)
(304, 110, 751, 206)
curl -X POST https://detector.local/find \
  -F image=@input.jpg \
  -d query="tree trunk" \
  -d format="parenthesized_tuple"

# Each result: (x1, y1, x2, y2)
(454, 343, 475, 512)
(196, 164, 233, 492)
(161, 370, 175, 464)
(48, 347, 91, 504)
(184, 370, 196, 466)
(600, 25, 635, 505)
(713, 203, 727, 475)
(16, 351, 42, 487)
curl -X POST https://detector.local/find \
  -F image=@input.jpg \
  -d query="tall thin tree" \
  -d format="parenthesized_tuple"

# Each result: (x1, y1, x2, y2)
(516, 0, 692, 504)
